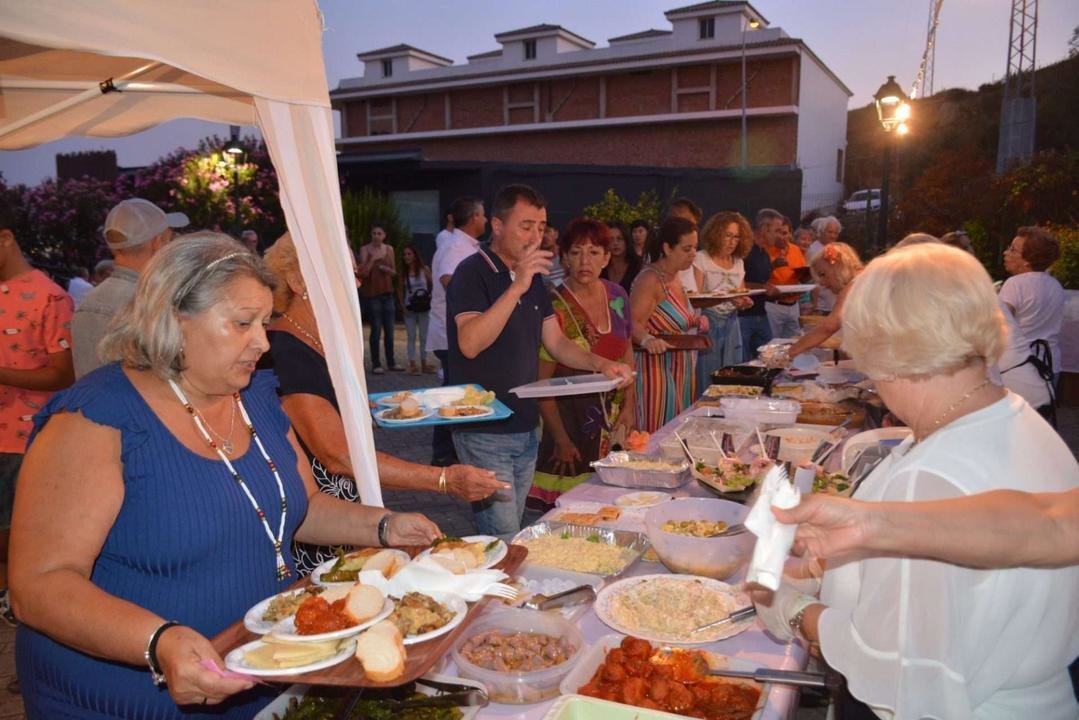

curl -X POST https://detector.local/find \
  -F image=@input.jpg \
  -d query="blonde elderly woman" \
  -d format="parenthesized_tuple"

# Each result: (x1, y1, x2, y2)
(779, 242, 863, 360)
(10, 233, 440, 719)
(753, 243, 1079, 719)
(262, 233, 506, 574)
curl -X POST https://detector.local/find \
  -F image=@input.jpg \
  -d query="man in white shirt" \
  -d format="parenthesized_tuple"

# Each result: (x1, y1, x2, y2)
(427, 196, 486, 465)
(434, 207, 454, 251)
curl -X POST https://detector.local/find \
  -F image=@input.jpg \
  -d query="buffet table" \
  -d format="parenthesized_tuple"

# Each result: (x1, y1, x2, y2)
(457, 400, 814, 720)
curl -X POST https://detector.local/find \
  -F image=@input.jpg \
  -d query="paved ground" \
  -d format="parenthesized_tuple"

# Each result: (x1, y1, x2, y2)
(0, 323, 1075, 718)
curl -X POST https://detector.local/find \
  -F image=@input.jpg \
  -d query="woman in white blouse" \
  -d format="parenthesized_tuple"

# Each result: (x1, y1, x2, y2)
(692, 211, 755, 390)
(754, 243, 1079, 719)
(999, 226, 1065, 377)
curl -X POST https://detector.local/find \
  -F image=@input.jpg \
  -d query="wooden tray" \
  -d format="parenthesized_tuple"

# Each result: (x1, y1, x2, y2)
(654, 333, 712, 351)
(211, 544, 527, 687)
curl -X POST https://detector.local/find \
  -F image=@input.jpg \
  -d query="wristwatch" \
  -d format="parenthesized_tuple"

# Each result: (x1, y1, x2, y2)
(377, 511, 394, 547)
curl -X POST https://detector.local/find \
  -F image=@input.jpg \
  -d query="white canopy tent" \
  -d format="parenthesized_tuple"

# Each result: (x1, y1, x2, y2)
(0, 0, 385, 505)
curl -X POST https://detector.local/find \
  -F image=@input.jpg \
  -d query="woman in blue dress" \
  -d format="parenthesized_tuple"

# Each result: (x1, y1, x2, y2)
(9, 233, 439, 719)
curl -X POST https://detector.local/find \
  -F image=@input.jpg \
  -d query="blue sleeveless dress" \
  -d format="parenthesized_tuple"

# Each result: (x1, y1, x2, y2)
(16, 364, 308, 719)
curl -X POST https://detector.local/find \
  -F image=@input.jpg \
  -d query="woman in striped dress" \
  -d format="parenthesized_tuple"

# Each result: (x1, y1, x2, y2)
(630, 216, 708, 432)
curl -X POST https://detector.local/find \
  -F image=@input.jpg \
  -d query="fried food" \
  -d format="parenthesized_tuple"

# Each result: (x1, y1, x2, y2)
(262, 587, 324, 623)
(437, 405, 488, 417)
(452, 385, 495, 406)
(389, 592, 455, 637)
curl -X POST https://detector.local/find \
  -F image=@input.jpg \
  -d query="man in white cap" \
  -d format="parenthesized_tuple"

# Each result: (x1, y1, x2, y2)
(71, 198, 188, 378)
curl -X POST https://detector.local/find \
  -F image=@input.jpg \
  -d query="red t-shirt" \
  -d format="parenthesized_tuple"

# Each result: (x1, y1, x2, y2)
(0, 270, 74, 453)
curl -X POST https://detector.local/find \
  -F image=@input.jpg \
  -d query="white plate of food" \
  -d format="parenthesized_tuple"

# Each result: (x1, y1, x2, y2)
(310, 548, 410, 587)
(375, 406, 435, 424)
(435, 404, 495, 420)
(225, 637, 356, 677)
(594, 574, 753, 645)
(376, 390, 416, 407)
(244, 586, 326, 634)
(416, 535, 508, 572)
(389, 591, 468, 645)
(614, 491, 672, 509)
(245, 582, 395, 642)
(272, 595, 395, 643)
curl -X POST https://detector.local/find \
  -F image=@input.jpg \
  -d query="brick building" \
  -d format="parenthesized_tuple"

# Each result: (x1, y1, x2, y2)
(331, 1, 850, 240)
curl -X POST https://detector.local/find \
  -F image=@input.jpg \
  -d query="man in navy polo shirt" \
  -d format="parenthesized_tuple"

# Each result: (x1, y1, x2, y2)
(447, 184, 633, 535)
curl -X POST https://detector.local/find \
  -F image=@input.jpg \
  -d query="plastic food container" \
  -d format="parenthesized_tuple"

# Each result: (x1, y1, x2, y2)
(451, 607, 584, 705)
(590, 452, 691, 489)
(644, 497, 753, 580)
(719, 397, 800, 425)
(658, 417, 751, 464)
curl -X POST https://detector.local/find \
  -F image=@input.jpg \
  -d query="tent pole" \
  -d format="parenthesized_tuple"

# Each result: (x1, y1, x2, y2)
(0, 61, 161, 141)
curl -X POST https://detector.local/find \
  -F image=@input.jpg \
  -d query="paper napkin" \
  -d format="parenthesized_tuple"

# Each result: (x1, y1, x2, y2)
(744, 464, 801, 590)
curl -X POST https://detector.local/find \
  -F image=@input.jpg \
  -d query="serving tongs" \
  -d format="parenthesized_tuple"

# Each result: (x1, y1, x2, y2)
(519, 584, 596, 611)
(651, 647, 839, 690)
(691, 605, 756, 633)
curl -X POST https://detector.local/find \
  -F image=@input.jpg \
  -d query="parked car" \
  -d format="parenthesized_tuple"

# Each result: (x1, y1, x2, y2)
(842, 188, 881, 213)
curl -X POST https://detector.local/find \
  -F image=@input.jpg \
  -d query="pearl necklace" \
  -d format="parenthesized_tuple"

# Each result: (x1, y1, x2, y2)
(281, 311, 323, 351)
(168, 379, 291, 581)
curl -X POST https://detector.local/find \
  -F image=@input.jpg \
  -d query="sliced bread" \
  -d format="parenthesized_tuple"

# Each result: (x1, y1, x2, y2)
(354, 619, 406, 682)
(342, 584, 385, 625)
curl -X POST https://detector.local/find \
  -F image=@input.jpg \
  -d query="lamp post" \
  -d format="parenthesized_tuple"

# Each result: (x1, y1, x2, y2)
(872, 76, 910, 250)
(224, 125, 244, 237)
(740, 16, 761, 169)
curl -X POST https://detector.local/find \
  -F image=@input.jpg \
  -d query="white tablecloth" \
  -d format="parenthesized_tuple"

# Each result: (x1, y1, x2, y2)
(466, 403, 811, 720)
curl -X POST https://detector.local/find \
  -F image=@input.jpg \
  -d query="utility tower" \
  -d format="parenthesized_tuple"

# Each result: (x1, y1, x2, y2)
(996, 0, 1038, 172)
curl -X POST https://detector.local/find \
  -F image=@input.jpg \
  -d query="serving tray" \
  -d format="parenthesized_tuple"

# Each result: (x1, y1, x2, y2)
(211, 544, 527, 688)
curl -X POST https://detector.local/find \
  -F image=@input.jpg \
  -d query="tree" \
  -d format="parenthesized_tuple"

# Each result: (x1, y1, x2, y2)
(582, 188, 663, 227)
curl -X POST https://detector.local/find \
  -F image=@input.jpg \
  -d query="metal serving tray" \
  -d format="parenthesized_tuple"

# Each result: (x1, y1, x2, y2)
(590, 452, 691, 489)
(511, 522, 650, 580)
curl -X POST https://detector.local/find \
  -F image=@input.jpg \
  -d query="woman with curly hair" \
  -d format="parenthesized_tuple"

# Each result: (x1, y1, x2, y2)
(692, 211, 755, 388)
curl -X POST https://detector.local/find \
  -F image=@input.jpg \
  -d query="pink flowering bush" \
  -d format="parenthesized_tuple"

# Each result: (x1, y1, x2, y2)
(8, 135, 286, 275)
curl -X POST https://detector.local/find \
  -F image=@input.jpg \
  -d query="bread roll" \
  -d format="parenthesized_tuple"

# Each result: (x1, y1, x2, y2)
(343, 584, 385, 624)
(365, 549, 403, 578)
(354, 619, 406, 682)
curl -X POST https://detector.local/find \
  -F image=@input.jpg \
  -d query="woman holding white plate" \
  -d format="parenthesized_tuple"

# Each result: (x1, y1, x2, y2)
(11, 234, 440, 719)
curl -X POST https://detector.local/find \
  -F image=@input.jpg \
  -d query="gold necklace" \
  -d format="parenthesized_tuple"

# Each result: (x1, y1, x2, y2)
(281, 311, 323, 350)
(916, 378, 991, 442)
(180, 379, 237, 454)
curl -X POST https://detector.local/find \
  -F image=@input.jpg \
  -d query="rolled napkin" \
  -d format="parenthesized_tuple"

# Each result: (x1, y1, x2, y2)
(359, 557, 508, 602)
(744, 464, 801, 590)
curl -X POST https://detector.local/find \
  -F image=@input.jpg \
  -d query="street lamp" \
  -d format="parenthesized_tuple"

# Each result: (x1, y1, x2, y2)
(872, 76, 910, 249)
(224, 125, 244, 236)
(740, 16, 761, 169)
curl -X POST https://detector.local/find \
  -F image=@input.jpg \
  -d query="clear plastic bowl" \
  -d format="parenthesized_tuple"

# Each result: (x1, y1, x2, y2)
(644, 498, 753, 581)
(451, 608, 584, 705)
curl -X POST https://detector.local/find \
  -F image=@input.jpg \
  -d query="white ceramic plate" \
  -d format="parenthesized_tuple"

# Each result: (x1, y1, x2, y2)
(244, 588, 324, 635)
(310, 549, 411, 587)
(261, 597, 395, 643)
(416, 535, 507, 570)
(375, 407, 435, 424)
(594, 574, 752, 645)
(774, 283, 816, 293)
(434, 404, 495, 420)
(375, 392, 417, 407)
(393, 591, 469, 646)
(225, 637, 357, 677)
(614, 491, 672, 509)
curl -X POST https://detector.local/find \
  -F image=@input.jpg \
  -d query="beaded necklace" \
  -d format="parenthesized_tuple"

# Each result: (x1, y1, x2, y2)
(168, 379, 291, 580)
